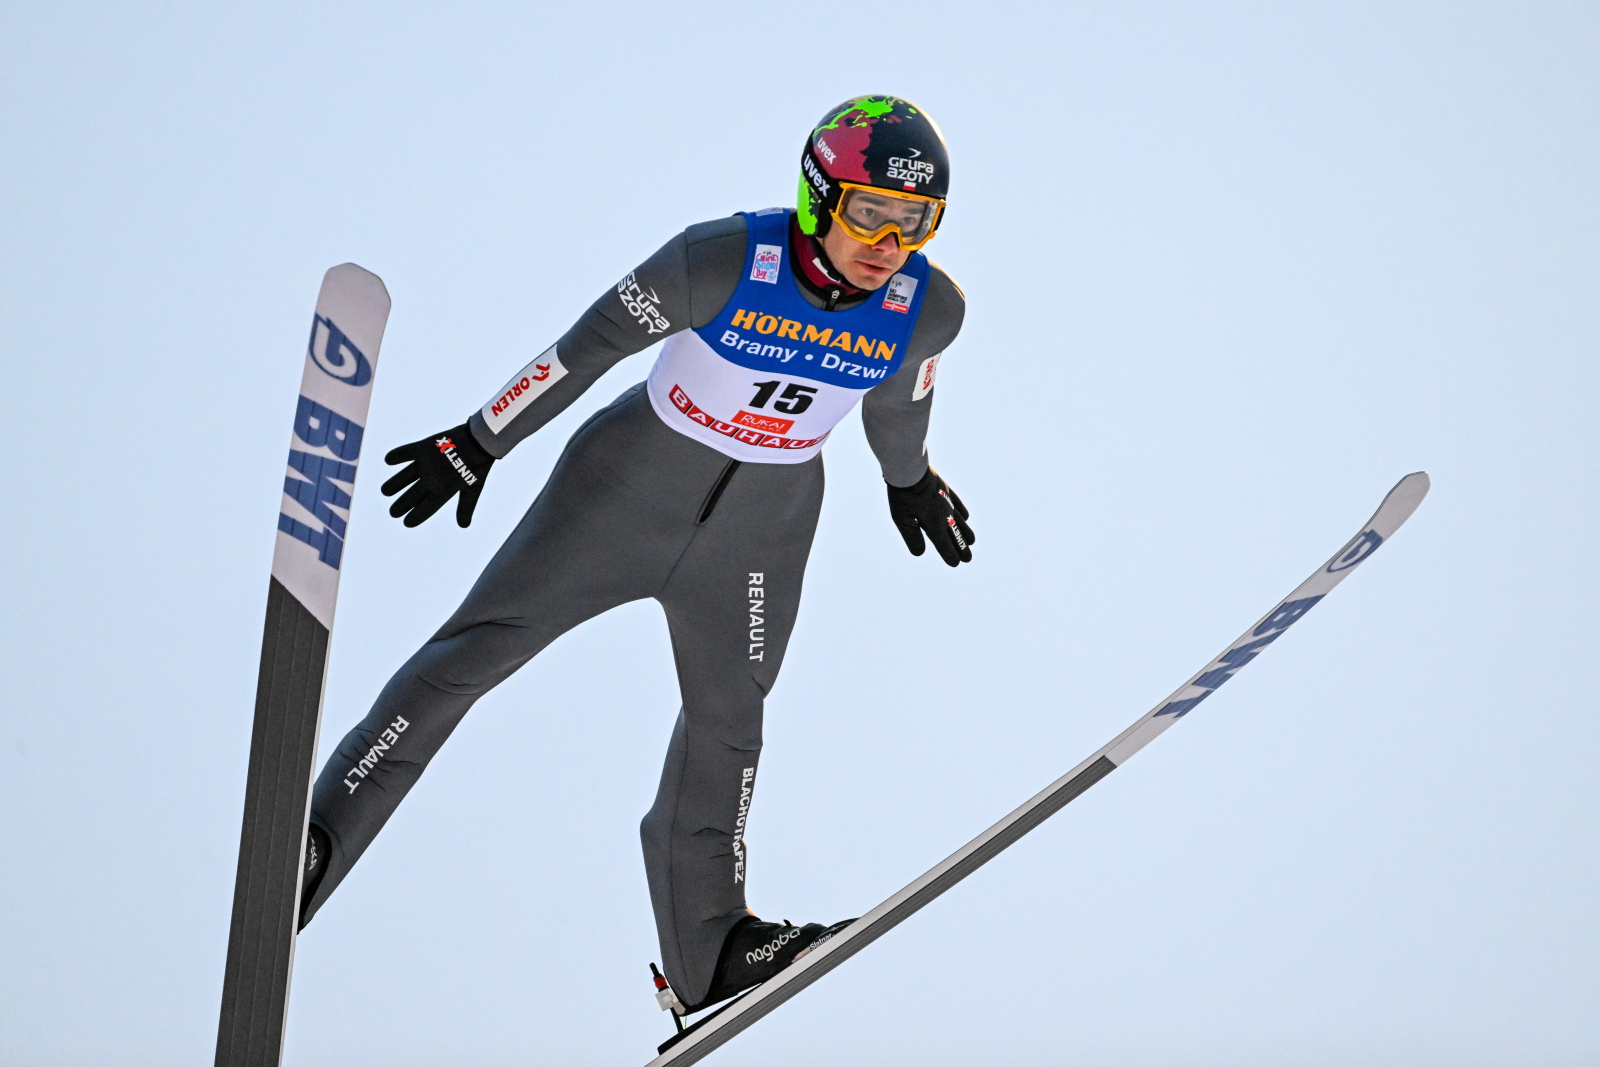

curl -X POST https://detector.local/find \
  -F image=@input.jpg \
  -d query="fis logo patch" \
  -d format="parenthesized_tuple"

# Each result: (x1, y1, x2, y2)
(882, 273, 917, 313)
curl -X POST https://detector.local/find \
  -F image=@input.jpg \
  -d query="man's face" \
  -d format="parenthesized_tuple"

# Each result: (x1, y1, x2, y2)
(819, 216, 912, 290)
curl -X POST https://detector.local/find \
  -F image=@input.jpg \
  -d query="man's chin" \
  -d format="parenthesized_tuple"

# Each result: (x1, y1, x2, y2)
(847, 264, 895, 289)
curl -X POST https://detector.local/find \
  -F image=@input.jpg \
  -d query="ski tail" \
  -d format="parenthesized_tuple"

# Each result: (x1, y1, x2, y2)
(216, 265, 390, 1067)
(645, 472, 1430, 1066)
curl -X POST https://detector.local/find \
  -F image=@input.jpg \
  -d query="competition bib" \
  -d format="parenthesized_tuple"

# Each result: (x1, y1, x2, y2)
(646, 208, 929, 463)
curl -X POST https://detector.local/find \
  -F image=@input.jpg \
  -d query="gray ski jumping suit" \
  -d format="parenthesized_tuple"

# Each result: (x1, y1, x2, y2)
(301, 209, 965, 1006)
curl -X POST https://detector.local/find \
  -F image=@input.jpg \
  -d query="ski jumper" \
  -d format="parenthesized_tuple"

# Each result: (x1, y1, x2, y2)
(301, 209, 965, 1007)
(644, 212, 923, 463)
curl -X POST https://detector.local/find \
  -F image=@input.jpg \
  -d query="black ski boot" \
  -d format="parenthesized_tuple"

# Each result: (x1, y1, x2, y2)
(297, 823, 330, 930)
(681, 915, 854, 1013)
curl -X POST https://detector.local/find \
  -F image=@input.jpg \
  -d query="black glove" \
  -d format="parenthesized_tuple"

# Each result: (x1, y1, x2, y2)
(887, 467, 976, 567)
(381, 422, 495, 528)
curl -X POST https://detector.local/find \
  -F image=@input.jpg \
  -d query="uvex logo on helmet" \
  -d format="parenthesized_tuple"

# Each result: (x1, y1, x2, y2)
(796, 95, 950, 238)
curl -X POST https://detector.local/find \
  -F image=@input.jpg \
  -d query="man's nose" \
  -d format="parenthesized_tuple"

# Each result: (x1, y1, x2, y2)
(870, 232, 901, 253)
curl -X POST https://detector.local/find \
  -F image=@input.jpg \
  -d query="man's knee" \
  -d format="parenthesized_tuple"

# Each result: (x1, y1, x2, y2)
(640, 809, 670, 854)
(406, 620, 538, 697)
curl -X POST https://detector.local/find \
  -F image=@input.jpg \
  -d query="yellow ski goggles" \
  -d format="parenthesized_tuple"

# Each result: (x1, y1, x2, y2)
(830, 183, 946, 251)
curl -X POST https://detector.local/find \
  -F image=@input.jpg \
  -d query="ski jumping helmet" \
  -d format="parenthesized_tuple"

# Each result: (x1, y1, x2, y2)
(797, 95, 950, 251)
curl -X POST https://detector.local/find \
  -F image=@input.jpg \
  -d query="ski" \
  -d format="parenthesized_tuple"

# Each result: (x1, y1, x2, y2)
(646, 471, 1431, 1066)
(216, 264, 391, 1067)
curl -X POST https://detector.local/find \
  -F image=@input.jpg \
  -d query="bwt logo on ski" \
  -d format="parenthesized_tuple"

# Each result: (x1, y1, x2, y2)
(307, 314, 372, 386)
(1153, 595, 1327, 720)
(1327, 530, 1383, 573)
(278, 396, 365, 570)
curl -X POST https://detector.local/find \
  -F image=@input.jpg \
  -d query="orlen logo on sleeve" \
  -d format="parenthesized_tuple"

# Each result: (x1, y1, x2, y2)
(911, 353, 940, 401)
(882, 273, 918, 314)
(481, 344, 568, 434)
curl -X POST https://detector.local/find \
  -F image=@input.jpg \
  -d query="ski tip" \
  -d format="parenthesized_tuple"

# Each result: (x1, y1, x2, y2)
(324, 262, 392, 307)
(1390, 470, 1431, 503)
(1372, 471, 1430, 535)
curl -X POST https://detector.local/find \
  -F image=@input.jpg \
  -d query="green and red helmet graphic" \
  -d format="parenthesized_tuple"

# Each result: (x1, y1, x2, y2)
(797, 95, 950, 236)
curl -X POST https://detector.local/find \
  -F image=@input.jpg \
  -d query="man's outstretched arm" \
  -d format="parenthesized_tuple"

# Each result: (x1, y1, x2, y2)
(467, 216, 748, 457)
(382, 217, 748, 527)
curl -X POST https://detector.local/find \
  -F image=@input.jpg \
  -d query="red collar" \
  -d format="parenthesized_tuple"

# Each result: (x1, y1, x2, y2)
(789, 216, 864, 299)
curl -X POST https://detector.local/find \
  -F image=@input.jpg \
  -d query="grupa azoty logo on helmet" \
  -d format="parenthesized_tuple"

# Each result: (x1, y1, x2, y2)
(886, 147, 936, 190)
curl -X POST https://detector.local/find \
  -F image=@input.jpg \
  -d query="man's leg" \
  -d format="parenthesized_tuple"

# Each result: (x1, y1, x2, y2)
(641, 454, 825, 1006)
(303, 386, 724, 922)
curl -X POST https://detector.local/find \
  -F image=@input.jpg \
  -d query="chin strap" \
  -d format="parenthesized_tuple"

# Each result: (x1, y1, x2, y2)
(810, 248, 844, 284)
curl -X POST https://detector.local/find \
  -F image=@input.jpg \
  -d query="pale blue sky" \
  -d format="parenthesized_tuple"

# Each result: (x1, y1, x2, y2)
(2, 3, 1595, 1065)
